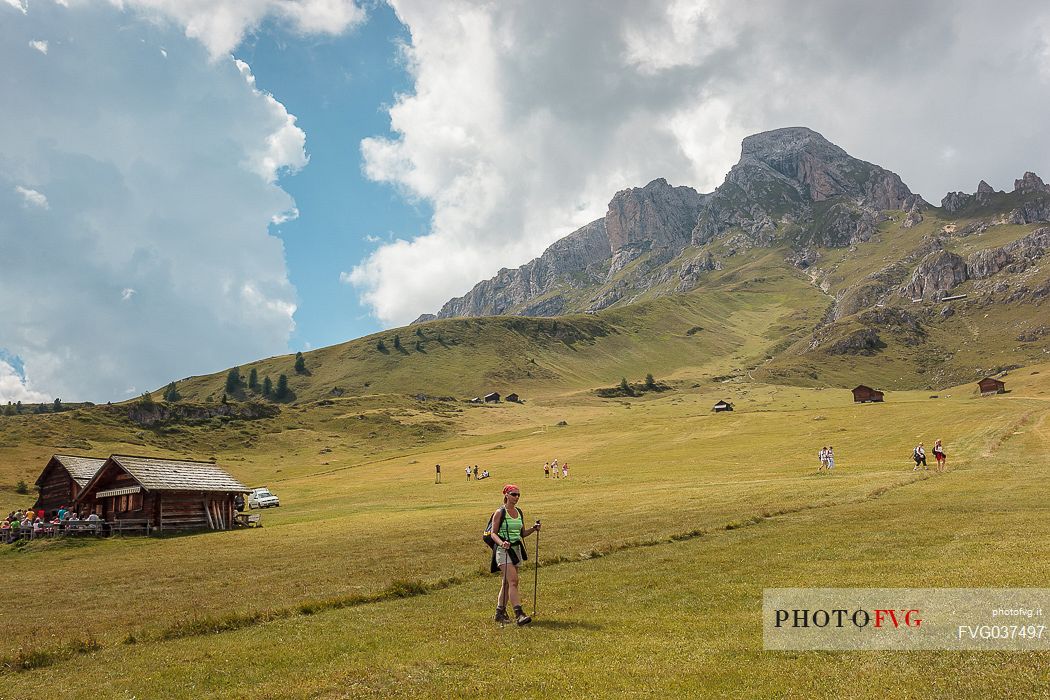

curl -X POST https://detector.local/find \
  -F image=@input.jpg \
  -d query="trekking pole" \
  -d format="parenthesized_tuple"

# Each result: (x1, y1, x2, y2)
(501, 547, 509, 628)
(533, 519, 541, 616)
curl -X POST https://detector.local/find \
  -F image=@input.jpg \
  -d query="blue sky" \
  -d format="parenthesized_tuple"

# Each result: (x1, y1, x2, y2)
(237, 5, 429, 352)
(4, 0, 1050, 403)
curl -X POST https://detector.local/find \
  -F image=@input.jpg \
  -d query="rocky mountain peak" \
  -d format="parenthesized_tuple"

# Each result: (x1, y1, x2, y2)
(1015, 171, 1050, 195)
(977, 180, 995, 195)
(604, 178, 705, 253)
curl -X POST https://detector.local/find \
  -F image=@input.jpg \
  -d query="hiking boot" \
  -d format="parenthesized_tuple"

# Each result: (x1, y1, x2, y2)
(494, 607, 510, 624)
(514, 606, 532, 626)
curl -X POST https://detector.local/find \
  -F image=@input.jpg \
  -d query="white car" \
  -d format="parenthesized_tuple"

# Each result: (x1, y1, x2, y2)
(248, 487, 280, 509)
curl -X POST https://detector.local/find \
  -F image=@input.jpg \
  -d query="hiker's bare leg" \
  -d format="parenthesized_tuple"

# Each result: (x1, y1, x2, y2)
(497, 562, 518, 608)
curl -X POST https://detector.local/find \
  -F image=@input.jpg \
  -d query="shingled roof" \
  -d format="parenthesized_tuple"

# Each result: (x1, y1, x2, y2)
(103, 455, 248, 493)
(37, 455, 106, 487)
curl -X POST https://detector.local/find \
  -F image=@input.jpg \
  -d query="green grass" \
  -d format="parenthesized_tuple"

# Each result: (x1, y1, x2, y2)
(0, 364, 1048, 696)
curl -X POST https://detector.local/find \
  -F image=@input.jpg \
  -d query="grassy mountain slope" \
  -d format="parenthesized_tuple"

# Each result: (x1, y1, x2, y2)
(163, 269, 825, 405)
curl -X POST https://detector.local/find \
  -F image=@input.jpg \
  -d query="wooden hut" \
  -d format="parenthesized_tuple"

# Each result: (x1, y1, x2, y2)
(484, 392, 501, 403)
(33, 454, 106, 514)
(506, 393, 520, 403)
(74, 455, 248, 532)
(978, 377, 1006, 396)
(852, 385, 885, 403)
(712, 400, 734, 412)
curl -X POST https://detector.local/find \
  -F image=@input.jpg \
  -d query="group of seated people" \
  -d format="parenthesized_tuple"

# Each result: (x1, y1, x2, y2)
(2, 506, 103, 540)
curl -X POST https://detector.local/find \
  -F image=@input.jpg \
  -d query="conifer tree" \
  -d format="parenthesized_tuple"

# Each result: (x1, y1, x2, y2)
(645, 373, 656, 390)
(294, 352, 306, 373)
(376, 339, 387, 352)
(619, 377, 633, 396)
(393, 334, 402, 351)
(53, 398, 63, 412)
(275, 374, 289, 400)
(163, 382, 180, 402)
(248, 368, 258, 390)
(225, 367, 241, 393)
(262, 376, 273, 397)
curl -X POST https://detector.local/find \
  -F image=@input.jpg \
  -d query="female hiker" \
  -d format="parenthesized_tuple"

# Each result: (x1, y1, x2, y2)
(933, 439, 947, 471)
(490, 484, 540, 625)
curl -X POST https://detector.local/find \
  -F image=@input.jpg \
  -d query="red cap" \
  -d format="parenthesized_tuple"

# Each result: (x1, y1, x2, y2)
(502, 483, 519, 495)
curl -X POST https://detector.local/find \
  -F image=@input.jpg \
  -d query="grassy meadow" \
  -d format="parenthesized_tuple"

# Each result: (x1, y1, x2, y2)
(1, 358, 1049, 697)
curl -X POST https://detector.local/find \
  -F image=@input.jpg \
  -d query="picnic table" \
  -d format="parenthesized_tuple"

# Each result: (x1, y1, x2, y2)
(233, 513, 262, 528)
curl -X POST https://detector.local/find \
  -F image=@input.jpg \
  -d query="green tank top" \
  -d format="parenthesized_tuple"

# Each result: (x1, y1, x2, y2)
(501, 509, 524, 544)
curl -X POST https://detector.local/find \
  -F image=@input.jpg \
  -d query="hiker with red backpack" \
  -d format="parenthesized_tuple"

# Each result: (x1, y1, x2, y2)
(485, 484, 540, 625)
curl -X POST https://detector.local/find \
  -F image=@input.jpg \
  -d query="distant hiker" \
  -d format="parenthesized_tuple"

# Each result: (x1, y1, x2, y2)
(818, 446, 828, 472)
(544, 462, 550, 478)
(913, 443, 927, 470)
(234, 494, 245, 512)
(826, 447, 835, 471)
(489, 484, 540, 626)
(562, 462, 569, 479)
(466, 466, 472, 481)
(482, 469, 490, 479)
(435, 463, 441, 484)
(474, 465, 479, 480)
(933, 440, 947, 471)
(551, 459, 559, 479)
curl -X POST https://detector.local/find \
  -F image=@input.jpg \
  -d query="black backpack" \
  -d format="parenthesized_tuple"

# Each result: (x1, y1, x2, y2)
(483, 506, 523, 548)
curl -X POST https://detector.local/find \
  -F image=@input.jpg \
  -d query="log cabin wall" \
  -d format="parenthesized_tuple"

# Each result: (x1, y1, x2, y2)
(35, 468, 76, 513)
(159, 493, 209, 531)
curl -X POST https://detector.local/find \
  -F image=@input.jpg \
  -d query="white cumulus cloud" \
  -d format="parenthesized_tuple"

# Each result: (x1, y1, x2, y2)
(0, 359, 49, 404)
(14, 185, 49, 208)
(353, 0, 1050, 326)
(29, 39, 48, 54)
(110, 0, 366, 58)
(0, 2, 306, 401)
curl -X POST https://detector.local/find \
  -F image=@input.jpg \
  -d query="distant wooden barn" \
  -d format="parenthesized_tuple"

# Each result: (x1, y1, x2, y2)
(506, 393, 520, 403)
(484, 392, 501, 403)
(978, 377, 1006, 396)
(75, 455, 248, 531)
(852, 385, 885, 403)
(713, 400, 734, 412)
(33, 454, 106, 514)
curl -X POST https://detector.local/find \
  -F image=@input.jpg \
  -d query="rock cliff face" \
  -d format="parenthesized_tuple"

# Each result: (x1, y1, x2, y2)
(897, 227, 1050, 301)
(421, 219, 612, 321)
(604, 178, 706, 252)
(902, 250, 968, 300)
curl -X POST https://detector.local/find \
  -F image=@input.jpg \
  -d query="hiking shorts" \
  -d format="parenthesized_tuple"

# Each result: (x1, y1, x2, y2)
(495, 543, 525, 568)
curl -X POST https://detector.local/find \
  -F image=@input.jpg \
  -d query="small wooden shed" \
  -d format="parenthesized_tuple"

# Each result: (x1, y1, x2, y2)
(74, 455, 248, 531)
(712, 400, 734, 412)
(978, 377, 1006, 396)
(506, 393, 520, 403)
(484, 392, 501, 403)
(852, 385, 885, 403)
(33, 454, 106, 514)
